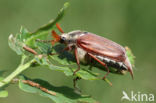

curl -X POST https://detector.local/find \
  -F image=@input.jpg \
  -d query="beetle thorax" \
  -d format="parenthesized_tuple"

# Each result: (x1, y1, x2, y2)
(60, 30, 86, 46)
(60, 30, 88, 63)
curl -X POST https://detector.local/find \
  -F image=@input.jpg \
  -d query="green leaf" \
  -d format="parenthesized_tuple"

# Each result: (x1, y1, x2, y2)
(33, 2, 69, 35)
(8, 2, 70, 52)
(18, 75, 97, 103)
(17, 26, 30, 42)
(25, 2, 69, 47)
(8, 34, 24, 55)
(125, 46, 135, 66)
(8, 26, 33, 55)
(0, 90, 8, 98)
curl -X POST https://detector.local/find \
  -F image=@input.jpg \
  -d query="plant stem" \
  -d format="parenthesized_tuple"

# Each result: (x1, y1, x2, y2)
(0, 56, 35, 88)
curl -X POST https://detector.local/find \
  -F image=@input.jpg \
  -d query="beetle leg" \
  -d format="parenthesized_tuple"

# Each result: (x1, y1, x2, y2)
(50, 45, 72, 55)
(73, 76, 81, 88)
(88, 55, 94, 71)
(88, 53, 110, 80)
(58, 46, 72, 54)
(73, 47, 80, 75)
(63, 46, 72, 51)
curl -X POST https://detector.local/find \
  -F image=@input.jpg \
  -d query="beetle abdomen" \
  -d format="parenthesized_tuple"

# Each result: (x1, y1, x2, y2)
(96, 55, 127, 70)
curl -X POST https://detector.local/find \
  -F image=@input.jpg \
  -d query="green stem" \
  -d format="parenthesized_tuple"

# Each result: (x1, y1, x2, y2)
(0, 56, 35, 88)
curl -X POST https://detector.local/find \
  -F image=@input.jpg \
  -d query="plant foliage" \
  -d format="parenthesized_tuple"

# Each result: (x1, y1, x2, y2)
(0, 2, 135, 103)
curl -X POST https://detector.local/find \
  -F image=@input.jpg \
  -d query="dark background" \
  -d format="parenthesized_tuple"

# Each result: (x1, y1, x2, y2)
(0, 0, 156, 103)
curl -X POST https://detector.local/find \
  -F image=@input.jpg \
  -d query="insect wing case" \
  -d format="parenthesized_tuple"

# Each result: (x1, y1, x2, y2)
(76, 33, 133, 77)
(77, 33, 126, 61)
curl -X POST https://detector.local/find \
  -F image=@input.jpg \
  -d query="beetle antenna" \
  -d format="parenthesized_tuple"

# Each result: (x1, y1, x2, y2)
(56, 23, 64, 33)
(51, 30, 60, 45)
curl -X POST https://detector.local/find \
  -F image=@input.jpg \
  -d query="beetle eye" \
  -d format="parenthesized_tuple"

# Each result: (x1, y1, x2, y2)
(60, 36, 66, 43)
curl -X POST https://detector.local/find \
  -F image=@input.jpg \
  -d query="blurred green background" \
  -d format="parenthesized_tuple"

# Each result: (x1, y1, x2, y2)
(0, 0, 156, 103)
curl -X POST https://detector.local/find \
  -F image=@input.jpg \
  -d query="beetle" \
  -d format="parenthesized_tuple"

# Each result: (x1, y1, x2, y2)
(51, 23, 134, 81)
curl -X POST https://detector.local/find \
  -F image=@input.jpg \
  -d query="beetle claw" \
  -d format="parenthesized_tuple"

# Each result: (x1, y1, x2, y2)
(73, 77, 81, 94)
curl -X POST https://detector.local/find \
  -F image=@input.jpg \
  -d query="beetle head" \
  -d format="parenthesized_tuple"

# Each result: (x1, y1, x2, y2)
(52, 31, 86, 45)
(52, 23, 87, 45)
